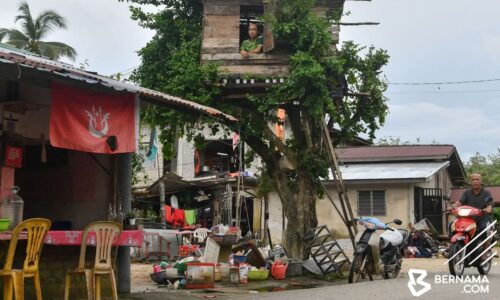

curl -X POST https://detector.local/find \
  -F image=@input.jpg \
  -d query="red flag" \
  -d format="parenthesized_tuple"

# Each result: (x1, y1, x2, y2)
(50, 83, 137, 154)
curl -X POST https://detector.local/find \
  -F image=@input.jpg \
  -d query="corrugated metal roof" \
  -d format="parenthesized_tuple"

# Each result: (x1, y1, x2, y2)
(326, 161, 450, 183)
(336, 145, 455, 162)
(449, 186, 500, 205)
(0, 43, 237, 122)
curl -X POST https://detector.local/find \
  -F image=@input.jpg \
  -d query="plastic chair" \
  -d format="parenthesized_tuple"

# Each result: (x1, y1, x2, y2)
(64, 221, 122, 300)
(193, 228, 211, 244)
(0, 218, 52, 300)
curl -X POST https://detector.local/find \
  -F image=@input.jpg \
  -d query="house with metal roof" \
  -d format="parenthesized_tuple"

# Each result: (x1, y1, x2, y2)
(266, 145, 467, 241)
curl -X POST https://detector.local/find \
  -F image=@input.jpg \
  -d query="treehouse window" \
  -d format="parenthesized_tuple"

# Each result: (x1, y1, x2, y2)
(240, 5, 274, 53)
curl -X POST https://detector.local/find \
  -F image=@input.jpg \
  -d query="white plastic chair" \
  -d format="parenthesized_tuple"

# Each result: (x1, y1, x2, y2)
(193, 228, 211, 244)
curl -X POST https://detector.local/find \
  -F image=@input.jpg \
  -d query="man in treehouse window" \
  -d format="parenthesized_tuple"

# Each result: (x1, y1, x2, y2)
(240, 23, 263, 58)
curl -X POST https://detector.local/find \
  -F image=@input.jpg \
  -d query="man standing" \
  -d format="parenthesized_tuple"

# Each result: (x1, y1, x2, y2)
(454, 173, 493, 259)
(240, 23, 263, 58)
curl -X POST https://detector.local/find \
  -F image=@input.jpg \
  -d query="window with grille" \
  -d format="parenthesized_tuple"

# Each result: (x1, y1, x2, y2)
(358, 190, 386, 216)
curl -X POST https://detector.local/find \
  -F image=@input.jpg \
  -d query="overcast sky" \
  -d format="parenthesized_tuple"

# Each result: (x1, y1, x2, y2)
(0, 0, 498, 161)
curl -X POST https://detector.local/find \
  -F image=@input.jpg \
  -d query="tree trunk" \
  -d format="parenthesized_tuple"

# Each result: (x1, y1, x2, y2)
(272, 170, 318, 259)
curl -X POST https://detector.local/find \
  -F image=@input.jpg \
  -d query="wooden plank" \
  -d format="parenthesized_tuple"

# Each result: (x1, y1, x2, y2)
(202, 38, 240, 49)
(203, 0, 263, 6)
(203, 26, 240, 39)
(201, 47, 240, 54)
(203, 5, 240, 15)
(263, 1, 275, 52)
(217, 59, 289, 66)
(204, 15, 240, 28)
(219, 65, 289, 75)
(201, 53, 288, 60)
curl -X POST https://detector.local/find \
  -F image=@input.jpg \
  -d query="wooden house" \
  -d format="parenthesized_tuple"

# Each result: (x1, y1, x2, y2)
(200, 0, 344, 78)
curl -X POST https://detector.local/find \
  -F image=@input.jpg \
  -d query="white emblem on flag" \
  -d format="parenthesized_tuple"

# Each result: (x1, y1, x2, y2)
(85, 106, 110, 138)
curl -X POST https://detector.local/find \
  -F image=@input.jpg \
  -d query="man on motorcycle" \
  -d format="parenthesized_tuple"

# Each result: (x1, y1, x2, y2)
(454, 173, 493, 260)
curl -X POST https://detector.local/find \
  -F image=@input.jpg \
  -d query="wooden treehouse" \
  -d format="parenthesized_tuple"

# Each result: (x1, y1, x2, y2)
(200, 0, 344, 99)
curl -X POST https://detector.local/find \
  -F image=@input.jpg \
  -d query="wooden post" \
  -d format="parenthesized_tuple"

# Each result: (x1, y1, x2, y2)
(116, 153, 132, 293)
(320, 121, 357, 249)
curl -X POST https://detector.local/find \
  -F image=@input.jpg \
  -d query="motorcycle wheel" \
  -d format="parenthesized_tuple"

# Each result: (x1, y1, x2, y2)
(383, 256, 402, 279)
(477, 249, 492, 275)
(348, 253, 374, 283)
(448, 242, 465, 276)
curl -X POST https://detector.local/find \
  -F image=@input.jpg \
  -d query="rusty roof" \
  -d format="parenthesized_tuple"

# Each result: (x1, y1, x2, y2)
(0, 43, 237, 122)
(449, 186, 500, 205)
(336, 145, 456, 162)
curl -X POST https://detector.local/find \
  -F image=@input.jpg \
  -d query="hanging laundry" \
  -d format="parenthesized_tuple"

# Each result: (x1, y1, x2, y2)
(146, 127, 158, 161)
(170, 195, 179, 209)
(164, 205, 174, 224)
(173, 209, 186, 228)
(184, 210, 197, 226)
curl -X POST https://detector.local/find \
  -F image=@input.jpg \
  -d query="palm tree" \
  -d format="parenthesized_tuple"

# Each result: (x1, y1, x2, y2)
(0, 1, 76, 60)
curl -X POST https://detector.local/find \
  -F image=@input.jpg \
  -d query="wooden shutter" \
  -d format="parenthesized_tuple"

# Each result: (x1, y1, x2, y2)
(357, 191, 371, 216)
(372, 191, 386, 216)
(263, 0, 276, 52)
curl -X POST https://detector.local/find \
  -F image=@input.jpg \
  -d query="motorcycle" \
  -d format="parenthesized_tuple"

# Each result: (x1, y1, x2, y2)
(348, 216, 409, 283)
(448, 205, 494, 276)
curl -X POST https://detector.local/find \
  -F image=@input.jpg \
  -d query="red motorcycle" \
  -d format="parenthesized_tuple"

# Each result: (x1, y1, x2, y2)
(448, 205, 493, 275)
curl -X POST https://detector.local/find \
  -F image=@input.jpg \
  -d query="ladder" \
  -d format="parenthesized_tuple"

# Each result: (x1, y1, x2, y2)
(304, 225, 351, 274)
(320, 121, 358, 248)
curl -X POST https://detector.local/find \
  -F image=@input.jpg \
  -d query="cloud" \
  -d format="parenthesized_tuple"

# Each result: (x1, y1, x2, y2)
(377, 102, 500, 160)
(478, 33, 500, 64)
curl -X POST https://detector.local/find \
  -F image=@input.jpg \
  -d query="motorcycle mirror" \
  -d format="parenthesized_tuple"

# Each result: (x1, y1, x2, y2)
(393, 218, 403, 225)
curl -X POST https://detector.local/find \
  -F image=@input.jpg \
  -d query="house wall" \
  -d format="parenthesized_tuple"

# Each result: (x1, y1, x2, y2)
(265, 170, 455, 245)
(134, 126, 164, 187)
(266, 183, 415, 244)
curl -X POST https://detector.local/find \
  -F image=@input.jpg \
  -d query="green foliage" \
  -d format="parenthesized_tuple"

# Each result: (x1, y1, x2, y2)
(464, 149, 500, 185)
(376, 136, 422, 146)
(0, 1, 76, 60)
(492, 207, 500, 223)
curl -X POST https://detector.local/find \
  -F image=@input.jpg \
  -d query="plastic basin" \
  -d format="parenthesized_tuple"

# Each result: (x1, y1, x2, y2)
(0, 219, 10, 231)
(248, 269, 269, 281)
(233, 255, 247, 264)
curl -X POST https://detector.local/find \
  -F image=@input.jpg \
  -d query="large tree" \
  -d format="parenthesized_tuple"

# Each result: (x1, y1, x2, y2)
(0, 1, 76, 60)
(464, 149, 500, 185)
(126, 0, 389, 258)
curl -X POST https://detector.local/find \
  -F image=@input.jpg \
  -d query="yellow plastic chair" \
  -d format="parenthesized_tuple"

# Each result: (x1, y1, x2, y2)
(0, 218, 52, 300)
(64, 221, 122, 300)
